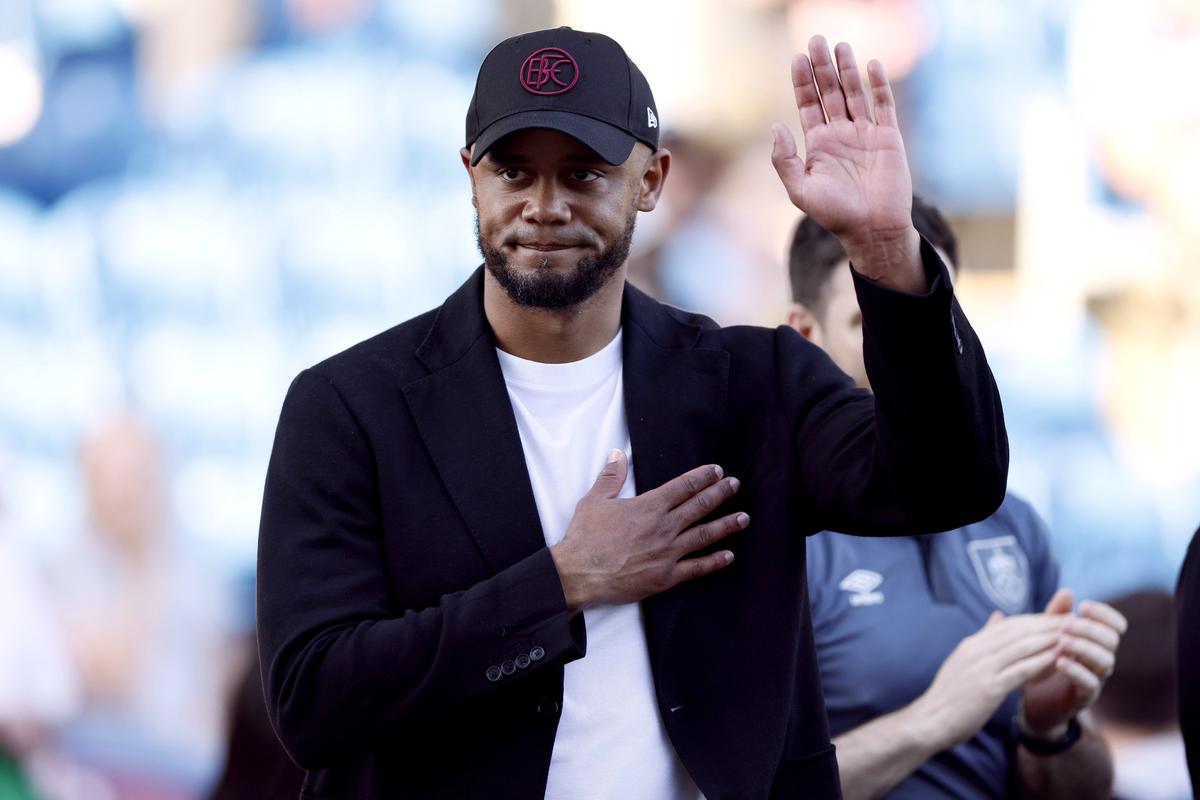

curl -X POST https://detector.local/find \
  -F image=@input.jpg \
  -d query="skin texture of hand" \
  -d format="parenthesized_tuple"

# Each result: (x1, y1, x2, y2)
(1020, 589, 1128, 737)
(549, 450, 747, 614)
(910, 610, 1068, 752)
(770, 36, 924, 293)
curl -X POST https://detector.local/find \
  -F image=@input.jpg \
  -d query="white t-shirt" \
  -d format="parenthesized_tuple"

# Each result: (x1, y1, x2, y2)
(497, 329, 703, 800)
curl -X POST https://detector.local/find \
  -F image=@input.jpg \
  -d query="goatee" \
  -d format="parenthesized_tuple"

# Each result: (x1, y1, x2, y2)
(477, 214, 636, 310)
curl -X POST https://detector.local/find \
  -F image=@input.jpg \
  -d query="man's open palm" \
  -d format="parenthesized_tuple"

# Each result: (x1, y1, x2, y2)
(771, 36, 913, 247)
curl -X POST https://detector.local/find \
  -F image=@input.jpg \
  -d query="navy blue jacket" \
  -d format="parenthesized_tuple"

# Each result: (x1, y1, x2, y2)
(257, 244, 1007, 799)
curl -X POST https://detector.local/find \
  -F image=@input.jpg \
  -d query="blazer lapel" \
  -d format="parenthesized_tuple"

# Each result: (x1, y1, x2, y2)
(402, 268, 545, 574)
(622, 283, 731, 673)
(401, 271, 732, 665)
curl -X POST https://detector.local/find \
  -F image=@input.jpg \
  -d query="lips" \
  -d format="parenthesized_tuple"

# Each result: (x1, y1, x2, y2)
(518, 243, 577, 251)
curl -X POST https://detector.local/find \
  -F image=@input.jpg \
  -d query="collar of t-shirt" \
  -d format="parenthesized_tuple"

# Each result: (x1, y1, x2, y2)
(494, 328, 623, 390)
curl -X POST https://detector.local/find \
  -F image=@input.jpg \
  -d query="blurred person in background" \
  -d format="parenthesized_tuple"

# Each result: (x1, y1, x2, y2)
(790, 200, 1123, 799)
(0, 463, 80, 800)
(1178, 524, 1200, 795)
(1091, 589, 1190, 800)
(0, 448, 114, 800)
(47, 412, 236, 799)
(622, 131, 758, 323)
(0, 538, 80, 800)
(623, 131, 727, 301)
(257, 26, 1010, 799)
(206, 648, 303, 800)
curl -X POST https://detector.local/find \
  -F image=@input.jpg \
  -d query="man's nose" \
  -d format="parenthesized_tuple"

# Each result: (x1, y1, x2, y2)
(521, 179, 571, 225)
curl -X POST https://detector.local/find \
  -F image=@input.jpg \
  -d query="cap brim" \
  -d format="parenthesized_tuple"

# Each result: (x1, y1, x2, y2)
(469, 111, 637, 166)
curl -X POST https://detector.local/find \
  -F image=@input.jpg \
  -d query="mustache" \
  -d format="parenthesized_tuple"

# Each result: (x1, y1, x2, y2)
(504, 232, 593, 247)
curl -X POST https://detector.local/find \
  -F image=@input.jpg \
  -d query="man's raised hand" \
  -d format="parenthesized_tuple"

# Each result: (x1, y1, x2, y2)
(771, 36, 924, 293)
(550, 450, 748, 614)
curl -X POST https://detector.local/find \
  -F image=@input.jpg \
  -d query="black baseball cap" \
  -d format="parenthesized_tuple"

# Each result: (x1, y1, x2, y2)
(465, 27, 660, 166)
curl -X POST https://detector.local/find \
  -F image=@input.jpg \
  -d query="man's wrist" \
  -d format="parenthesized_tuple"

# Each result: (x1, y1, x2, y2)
(841, 226, 925, 294)
(1017, 698, 1071, 741)
(549, 543, 593, 616)
(1016, 713, 1081, 756)
(905, 692, 958, 754)
(1021, 718, 1071, 741)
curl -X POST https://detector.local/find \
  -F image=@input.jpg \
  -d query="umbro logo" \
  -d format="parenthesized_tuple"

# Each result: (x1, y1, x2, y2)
(839, 569, 884, 607)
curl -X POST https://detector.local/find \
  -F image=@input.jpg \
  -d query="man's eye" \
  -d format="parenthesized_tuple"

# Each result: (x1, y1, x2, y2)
(499, 168, 523, 181)
(571, 169, 599, 182)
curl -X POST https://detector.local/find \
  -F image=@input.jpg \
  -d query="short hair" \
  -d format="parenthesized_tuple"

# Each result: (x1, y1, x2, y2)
(1092, 589, 1178, 730)
(787, 196, 959, 312)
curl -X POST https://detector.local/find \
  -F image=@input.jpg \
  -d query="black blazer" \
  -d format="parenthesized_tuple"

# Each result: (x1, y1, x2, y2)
(258, 245, 1007, 799)
(1178, 525, 1200, 795)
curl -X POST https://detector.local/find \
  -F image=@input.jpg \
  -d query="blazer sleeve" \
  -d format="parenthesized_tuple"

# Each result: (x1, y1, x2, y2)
(783, 237, 1008, 535)
(256, 369, 583, 770)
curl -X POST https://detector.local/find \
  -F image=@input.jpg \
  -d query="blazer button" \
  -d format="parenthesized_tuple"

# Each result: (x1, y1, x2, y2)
(530, 646, 545, 662)
(501, 660, 516, 675)
(486, 666, 502, 682)
(536, 697, 561, 717)
(515, 654, 531, 669)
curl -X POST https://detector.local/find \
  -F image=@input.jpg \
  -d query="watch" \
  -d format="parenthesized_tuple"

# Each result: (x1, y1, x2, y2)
(1015, 714, 1082, 756)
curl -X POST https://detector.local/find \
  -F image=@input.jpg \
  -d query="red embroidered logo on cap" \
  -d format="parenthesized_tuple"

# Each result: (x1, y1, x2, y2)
(519, 47, 579, 95)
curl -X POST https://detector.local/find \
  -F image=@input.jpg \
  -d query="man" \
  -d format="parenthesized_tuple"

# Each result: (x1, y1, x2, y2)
(789, 203, 1126, 799)
(1094, 590, 1190, 799)
(258, 27, 1008, 798)
(1178, 524, 1200, 794)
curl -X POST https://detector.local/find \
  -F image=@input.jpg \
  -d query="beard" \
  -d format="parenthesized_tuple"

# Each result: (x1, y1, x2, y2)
(477, 213, 636, 310)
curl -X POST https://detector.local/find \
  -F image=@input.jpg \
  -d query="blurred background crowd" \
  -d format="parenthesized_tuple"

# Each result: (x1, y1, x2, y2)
(0, 0, 1197, 797)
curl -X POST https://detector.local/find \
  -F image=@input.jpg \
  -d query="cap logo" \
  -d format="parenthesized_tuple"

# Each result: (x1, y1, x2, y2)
(519, 47, 579, 95)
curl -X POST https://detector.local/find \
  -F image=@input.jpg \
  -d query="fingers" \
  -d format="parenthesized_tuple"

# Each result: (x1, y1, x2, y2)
(1042, 587, 1075, 616)
(972, 613, 1066, 652)
(1058, 601, 1124, 678)
(807, 35, 847, 121)
(588, 448, 628, 499)
(770, 122, 800, 164)
(997, 646, 1061, 689)
(1060, 634, 1115, 678)
(1064, 616, 1121, 652)
(991, 629, 1061, 669)
(769, 123, 805, 205)
(675, 511, 751, 555)
(866, 60, 898, 128)
(671, 549, 735, 586)
(1056, 655, 1102, 698)
(650, 464, 725, 509)
(671, 476, 741, 528)
(794, 36, 897, 130)
(834, 42, 871, 122)
(1079, 600, 1128, 635)
(790, 53, 826, 133)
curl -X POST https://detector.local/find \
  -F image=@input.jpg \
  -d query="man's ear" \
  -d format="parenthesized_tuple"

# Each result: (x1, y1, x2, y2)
(786, 302, 822, 345)
(460, 147, 477, 208)
(637, 148, 671, 212)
